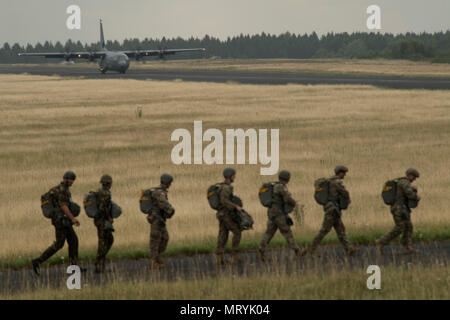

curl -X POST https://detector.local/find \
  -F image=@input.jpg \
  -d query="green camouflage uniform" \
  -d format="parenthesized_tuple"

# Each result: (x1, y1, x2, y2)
(94, 187, 114, 271)
(311, 176, 351, 251)
(378, 178, 418, 247)
(216, 183, 241, 255)
(259, 182, 299, 252)
(147, 186, 175, 262)
(36, 182, 79, 265)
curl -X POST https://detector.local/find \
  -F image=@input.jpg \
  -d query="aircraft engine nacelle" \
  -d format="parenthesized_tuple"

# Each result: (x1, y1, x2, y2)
(64, 53, 71, 61)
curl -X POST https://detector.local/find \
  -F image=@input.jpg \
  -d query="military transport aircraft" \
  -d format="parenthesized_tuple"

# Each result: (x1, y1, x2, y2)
(18, 20, 205, 74)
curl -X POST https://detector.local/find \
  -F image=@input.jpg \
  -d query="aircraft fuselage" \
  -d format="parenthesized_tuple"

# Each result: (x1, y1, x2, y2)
(99, 52, 130, 74)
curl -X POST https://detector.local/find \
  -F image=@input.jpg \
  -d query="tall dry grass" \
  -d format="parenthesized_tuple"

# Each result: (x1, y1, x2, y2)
(0, 74, 449, 262)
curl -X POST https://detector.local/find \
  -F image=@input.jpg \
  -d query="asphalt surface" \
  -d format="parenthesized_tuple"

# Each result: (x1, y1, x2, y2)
(1, 64, 450, 89)
(0, 241, 448, 295)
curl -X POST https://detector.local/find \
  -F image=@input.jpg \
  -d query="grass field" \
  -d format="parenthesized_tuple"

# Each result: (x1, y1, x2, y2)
(2, 262, 449, 300)
(0, 72, 449, 268)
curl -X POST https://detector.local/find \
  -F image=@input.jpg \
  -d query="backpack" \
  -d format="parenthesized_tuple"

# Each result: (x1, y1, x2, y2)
(84, 191, 99, 218)
(381, 179, 398, 206)
(207, 183, 222, 210)
(258, 182, 275, 207)
(314, 178, 330, 205)
(41, 192, 56, 219)
(140, 188, 158, 214)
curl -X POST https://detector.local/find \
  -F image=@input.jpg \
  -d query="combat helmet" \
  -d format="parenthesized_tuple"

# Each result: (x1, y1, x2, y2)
(160, 173, 174, 185)
(405, 168, 420, 178)
(278, 170, 291, 181)
(334, 165, 349, 175)
(223, 167, 236, 178)
(100, 174, 113, 185)
(63, 171, 76, 181)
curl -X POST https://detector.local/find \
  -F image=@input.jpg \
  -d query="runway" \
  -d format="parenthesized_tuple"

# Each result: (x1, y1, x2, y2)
(1, 64, 450, 89)
(1, 241, 448, 295)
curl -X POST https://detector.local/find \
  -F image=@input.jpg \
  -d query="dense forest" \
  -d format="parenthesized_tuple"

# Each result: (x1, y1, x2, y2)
(1, 31, 450, 63)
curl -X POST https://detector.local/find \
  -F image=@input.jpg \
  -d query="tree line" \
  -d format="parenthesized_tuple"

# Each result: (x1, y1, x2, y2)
(1, 31, 450, 63)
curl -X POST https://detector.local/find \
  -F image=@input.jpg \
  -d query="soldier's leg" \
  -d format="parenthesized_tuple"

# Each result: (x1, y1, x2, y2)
(259, 219, 278, 252)
(310, 211, 334, 252)
(158, 227, 169, 255)
(65, 226, 79, 265)
(333, 217, 350, 250)
(223, 214, 241, 253)
(378, 208, 404, 246)
(215, 216, 229, 256)
(401, 218, 414, 248)
(275, 215, 299, 252)
(37, 226, 66, 263)
(149, 222, 162, 261)
(95, 224, 107, 271)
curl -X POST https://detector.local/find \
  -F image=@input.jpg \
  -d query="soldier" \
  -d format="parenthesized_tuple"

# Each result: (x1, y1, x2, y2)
(147, 173, 175, 268)
(305, 165, 358, 256)
(32, 171, 81, 275)
(216, 167, 244, 265)
(94, 174, 115, 273)
(258, 170, 301, 262)
(376, 168, 421, 254)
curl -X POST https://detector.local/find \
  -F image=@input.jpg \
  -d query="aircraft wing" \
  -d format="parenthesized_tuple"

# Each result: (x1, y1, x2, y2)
(18, 52, 106, 60)
(123, 48, 205, 59)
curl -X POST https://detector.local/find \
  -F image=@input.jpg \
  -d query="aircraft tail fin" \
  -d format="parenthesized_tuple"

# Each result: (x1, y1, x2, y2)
(100, 19, 106, 50)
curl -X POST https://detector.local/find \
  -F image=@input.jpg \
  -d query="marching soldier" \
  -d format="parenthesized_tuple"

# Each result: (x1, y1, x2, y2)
(94, 174, 115, 273)
(258, 170, 301, 261)
(215, 167, 244, 265)
(32, 171, 81, 275)
(376, 168, 421, 254)
(147, 173, 175, 268)
(305, 165, 358, 256)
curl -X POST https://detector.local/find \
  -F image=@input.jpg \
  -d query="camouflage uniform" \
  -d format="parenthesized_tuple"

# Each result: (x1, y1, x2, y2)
(215, 183, 241, 256)
(147, 186, 175, 264)
(94, 187, 114, 272)
(36, 182, 79, 265)
(259, 182, 299, 253)
(310, 176, 351, 252)
(378, 178, 418, 247)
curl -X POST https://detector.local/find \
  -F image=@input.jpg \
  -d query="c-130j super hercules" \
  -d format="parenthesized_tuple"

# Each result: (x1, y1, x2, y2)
(18, 20, 206, 74)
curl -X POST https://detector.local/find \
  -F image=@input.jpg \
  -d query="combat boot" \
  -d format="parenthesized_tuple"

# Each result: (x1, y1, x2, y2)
(31, 259, 40, 276)
(294, 248, 306, 259)
(231, 253, 244, 263)
(149, 258, 164, 269)
(308, 246, 321, 258)
(258, 249, 270, 262)
(403, 246, 418, 255)
(345, 247, 359, 256)
(216, 255, 228, 265)
(375, 240, 385, 255)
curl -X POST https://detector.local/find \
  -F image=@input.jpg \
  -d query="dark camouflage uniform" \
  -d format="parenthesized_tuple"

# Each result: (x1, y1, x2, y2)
(259, 182, 299, 252)
(94, 187, 114, 271)
(216, 183, 241, 255)
(311, 176, 351, 251)
(36, 182, 79, 265)
(147, 186, 175, 262)
(378, 178, 418, 247)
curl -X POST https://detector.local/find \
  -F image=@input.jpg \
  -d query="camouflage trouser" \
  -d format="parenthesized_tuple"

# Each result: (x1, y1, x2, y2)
(95, 221, 114, 270)
(259, 209, 298, 252)
(216, 210, 242, 255)
(37, 224, 79, 265)
(311, 204, 350, 250)
(148, 216, 169, 261)
(378, 204, 413, 247)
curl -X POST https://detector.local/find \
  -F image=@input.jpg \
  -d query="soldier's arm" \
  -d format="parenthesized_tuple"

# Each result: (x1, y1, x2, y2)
(219, 186, 238, 211)
(154, 190, 175, 216)
(335, 180, 350, 200)
(277, 184, 296, 207)
(56, 189, 80, 226)
(399, 180, 419, 201)
(61, 205, 80, 226)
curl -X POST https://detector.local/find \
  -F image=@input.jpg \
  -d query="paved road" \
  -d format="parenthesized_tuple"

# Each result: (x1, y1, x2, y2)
(1, 64, 450, 89)
(1, 241, 448, 295)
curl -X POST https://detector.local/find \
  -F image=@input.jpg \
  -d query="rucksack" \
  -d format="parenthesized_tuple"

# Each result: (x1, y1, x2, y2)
(84, 191, 99, 218)
(258, 182, 275, 207)
(41, 192, 56, 218)
(314, 178, 330, 205)
(381, 179, 398, 206)
(207, 183, 222, 210)
(140, 188, 158, 214)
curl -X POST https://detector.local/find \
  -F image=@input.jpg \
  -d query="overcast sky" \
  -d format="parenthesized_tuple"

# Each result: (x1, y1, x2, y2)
(1, 0, 449, 46)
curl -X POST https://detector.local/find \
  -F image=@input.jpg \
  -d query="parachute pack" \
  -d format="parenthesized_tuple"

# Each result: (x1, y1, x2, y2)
(258, 182, 275, 207)
(207, 183, 222, 210)
(69, 201, 81, 217)
(84, 191, 122, 218)
(231, 195, 253, 231)
(314, 178, 330, 205)
(111, 201, 122, 218)
(140, 188, 158, 214)
(40, 192, 55, 218)
(381, 179, 398, 205)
